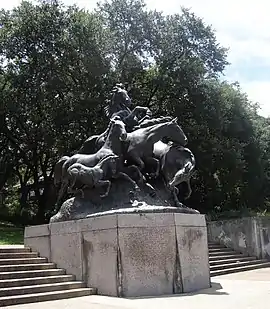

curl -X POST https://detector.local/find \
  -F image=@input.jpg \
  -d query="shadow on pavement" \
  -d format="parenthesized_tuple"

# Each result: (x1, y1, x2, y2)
(127, 281, 229, 300)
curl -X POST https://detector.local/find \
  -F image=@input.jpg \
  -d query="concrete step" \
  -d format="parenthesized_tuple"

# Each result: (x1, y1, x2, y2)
(209, 250, 238, 257)
(209, 253, 246, 261)
(209, 256, 257, 266)
(0, 263, 55, 272)
(0, 252, 39, 259)
(210, 259, 269, 271)
(209, 247, 234, 253)
(0, 275, 75, 288)
(0, 288, 96, 307)
(211, 261, 270, 277)
(0, 257, 47, 265)
(208, 244, 224, 249)
(0, 268, 66, 280)
(0, 281, 86, 297)
(0, 247, 31, 254)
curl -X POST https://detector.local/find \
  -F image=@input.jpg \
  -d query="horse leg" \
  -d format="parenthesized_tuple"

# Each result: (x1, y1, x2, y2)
(185, 178, 192, 200)
(67, 169, 78, 194)
(144, 157, 160, 178)
(129, 153, 145, 171)
(138, 115, 151, 124)
(167, 172, 187, 207)
(124, 165, 154, 196)
(126, 164, 155, 196)
(172, 186, 184, 208)
(126, 165, 145, 185)
(97, 180, 111, 198)
(67, 187, 85, 198)
(114, 172, 140, 191)
(168, 168, 185, 189)
(56, 181, 68, 206)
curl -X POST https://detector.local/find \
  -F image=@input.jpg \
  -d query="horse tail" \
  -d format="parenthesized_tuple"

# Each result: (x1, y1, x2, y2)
(183, 161, 194, 174)
(183, 150, 196, 176)
(63, 157, 78, 173)
(54, 156, 69, 186)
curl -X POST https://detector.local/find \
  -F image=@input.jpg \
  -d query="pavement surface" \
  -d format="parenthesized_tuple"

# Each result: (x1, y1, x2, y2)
(5, 267, 270, 309)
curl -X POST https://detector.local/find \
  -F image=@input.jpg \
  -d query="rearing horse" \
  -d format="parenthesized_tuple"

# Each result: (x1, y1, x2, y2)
(104, 84, 152, 131)
(154, 141, 196, 207)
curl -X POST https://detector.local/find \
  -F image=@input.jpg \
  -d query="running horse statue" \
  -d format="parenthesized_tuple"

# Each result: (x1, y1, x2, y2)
(51, 83, 198, 223)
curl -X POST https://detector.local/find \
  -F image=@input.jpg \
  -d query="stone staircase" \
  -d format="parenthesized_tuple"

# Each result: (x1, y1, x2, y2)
(209, 242, 270, 277)
(0, 246, 96, 307)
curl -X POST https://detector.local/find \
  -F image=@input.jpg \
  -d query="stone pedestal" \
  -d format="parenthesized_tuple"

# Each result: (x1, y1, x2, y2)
(25, 213, 210, 297)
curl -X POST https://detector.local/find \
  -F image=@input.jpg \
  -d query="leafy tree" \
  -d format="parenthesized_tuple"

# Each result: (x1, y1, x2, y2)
(0, 0, 269, 224)
(0, 0, 110, 222)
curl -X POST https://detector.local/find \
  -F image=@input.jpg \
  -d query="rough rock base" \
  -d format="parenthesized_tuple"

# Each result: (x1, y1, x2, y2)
(51, 178, 199, 223)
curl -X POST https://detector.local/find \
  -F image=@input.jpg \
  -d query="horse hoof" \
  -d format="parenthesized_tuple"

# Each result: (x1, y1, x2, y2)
(176, 202, 186, 208)
(129, 191, 135, 203)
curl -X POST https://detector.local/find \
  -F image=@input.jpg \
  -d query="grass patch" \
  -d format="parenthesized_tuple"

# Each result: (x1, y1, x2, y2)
(0, 222, 24, 245)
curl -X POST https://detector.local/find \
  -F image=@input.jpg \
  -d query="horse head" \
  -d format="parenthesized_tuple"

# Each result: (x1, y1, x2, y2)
(167, 118, 188, 146)
(108, 118, 127, 142)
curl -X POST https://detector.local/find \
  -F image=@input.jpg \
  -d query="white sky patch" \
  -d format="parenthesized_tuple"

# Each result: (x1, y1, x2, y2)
(240, 81, 270, 115)
(2, 0, 270, 116)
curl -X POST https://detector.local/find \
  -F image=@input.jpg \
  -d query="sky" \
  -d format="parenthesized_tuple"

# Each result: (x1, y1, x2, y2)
(2, 0, 270, 117)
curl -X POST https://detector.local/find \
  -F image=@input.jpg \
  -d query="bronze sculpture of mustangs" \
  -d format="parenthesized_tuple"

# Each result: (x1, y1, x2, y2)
(53, 83, 196, 210)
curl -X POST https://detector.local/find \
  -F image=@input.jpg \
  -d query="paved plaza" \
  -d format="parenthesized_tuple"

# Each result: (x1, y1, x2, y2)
(6, 268, 270, 309)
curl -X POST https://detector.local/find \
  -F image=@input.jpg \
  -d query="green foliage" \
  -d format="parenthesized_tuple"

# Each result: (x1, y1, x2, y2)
(0, 0, 269, 224)
(0, 222, 24, 245)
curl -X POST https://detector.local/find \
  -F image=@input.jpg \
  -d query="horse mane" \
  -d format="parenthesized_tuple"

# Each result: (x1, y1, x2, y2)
(104, 92, 116, 117)
(104, 90, 121, 117)
(138, 116, 172, 128)
(104, 103, 110, 117)
(96, 154, 119, 168)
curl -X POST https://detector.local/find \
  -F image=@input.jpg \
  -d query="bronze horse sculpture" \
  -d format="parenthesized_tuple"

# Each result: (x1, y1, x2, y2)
(54, 118, 131, 204)
(78, 85, 152, 155)
(66, 154, 139, 199)
(104, 83, 152, 132)
(123, 117, 188, 180)
(52, 83, 198, 223)
(78, 116, 174, 155)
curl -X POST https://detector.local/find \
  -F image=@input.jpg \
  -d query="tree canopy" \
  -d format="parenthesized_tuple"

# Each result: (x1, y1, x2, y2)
(0, 0, 269, 224)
